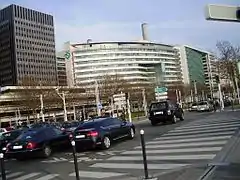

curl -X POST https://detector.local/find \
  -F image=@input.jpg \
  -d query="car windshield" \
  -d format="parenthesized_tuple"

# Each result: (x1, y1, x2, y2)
(77, 121, 97, 130)
(0, 131, 22, 140)
(150, 102, 167, 111)
(16, 130, 38, 140)
(198, 102, 208, 105)
(62, 122, 79, 128)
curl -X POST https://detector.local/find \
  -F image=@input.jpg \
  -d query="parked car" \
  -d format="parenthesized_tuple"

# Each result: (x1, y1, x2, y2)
(6, 127, 70, 160)
(148, 100, 184, 126)
(72, 117, 135, 150)
(0, 129, 25, 154)
(197, 101, 214, 112)
(189, 102, 198, 112)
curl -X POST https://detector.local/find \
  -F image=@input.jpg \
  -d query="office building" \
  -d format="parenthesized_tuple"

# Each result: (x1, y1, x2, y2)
(0, 4, 57, 86)
(177, 45, 217, 92)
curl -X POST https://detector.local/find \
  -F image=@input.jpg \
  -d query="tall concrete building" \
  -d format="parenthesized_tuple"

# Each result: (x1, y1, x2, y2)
(0, 4, 57, 86)
(56, 52, 67, 86)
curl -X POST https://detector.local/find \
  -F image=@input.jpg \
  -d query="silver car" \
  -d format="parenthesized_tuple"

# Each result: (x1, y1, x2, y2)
(197, 101, 213, 112)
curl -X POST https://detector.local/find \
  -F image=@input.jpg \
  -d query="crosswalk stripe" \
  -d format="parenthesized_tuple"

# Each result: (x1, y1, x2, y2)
(35, 174, 59, 180)
(107, 154, 215, 161)
(176, 121, 240, 130)
(69, 171, 127, 178)
(135, 140, 227, 149)
(185, 119, 240, 127)
(171, 124, 240, 133)
(147, 136, 231, 144)
(13, 172, 40, 180)
(155, 131, 234, 140)
(122, 147, 222, 154)
(6, 172, 23, 179)
(163, 127, 237, 136)
(90, 163, 189, 170)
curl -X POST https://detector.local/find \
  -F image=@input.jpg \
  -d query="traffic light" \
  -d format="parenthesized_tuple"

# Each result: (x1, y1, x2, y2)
(215, 75, 220, 83)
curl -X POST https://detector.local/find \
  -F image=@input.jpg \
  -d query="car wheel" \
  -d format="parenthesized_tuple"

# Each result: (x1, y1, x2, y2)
(129, 127, 135, 139)
(42, 145, 52, 158)
(151, 121, 157, 126)
(172, 115, 177, 124)
(102, 136, 111, 149)
(180, 113, 184, 121)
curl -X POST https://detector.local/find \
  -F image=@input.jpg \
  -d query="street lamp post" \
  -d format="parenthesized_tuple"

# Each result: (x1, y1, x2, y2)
(40, 94, 45, 122)
(95, 81, 101, 116)
(56, 89, 68, 122)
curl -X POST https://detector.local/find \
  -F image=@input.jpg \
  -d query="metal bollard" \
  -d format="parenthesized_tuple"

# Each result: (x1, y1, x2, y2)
(71, 140, 80, 180)
(0, 153, 6, 180)
(140, 130, 149, 179)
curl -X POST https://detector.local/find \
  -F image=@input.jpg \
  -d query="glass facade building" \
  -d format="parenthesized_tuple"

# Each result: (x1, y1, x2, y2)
(0, 4, 57, 86)
(66, 41, 183, 90)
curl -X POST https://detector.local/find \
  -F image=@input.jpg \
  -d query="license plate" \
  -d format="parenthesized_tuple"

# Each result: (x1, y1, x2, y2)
(155, 111, 163, 115)
(76, 135, 85, 139)
(13, 145, 23, 149)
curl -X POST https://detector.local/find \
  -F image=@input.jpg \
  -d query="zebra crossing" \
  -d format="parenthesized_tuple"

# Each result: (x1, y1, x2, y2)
(0, 170, 59, 180)
(68, 117, 240, 179)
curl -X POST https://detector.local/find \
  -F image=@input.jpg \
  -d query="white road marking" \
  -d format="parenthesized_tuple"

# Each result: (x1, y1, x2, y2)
(135, 140, 227, 149)
(162, 127, 237, 136)
(122, 147, 222, 154)
(154, 131, 234, 140)
(107, 154, 215, 161)
(171, 124, 240, 133)
(175, 121, 240, 130)
(147, 136, 231, 144)
(69, 171, 127, 178)
(6, 172, 23, 179)
(34, 174, 59, 180)
(13, 172, 40, 180)
(91, 163, 189, 169)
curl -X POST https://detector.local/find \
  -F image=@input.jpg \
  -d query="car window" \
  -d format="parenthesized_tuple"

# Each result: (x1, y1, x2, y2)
(16, 130, 38, 140)
(52, 128, 63, 135)
(111, 118, 122, 125)
(198, 102, 207, 105)
(0, 131, 21, 140)
(150, 102, 167, 111)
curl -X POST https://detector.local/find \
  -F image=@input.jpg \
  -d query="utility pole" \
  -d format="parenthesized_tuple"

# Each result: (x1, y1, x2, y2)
(142, 89, 148, 117)
(216, 75, 224, 111)
(40, 94, 45, 122)
(73, 105, 76, 121)
(234, 76, 240, 104)
(126, 93, 132, 122)
(95, 81, 101, 116)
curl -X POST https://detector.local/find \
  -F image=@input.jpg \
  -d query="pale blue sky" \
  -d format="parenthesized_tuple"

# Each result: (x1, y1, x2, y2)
(1, 0, 240, 52)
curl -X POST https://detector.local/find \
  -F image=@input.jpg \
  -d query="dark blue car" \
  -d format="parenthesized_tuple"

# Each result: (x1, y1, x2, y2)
(72, 117, 135, 150)
(6, 127, 70, 160)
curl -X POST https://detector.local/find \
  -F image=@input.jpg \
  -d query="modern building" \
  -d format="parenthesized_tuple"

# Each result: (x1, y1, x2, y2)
(0, 4, 57, 86)
(56, 52, 67, 86)
(61, 24, 183, 91)
(177, 45, 217, 92)
(62, 41, 183, 90)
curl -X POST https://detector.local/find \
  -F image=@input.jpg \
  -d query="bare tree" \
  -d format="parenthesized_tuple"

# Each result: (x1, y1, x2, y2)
(216, 41, 240, 97)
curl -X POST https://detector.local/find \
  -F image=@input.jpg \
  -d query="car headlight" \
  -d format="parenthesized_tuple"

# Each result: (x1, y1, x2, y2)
(167, 110, 171, 115)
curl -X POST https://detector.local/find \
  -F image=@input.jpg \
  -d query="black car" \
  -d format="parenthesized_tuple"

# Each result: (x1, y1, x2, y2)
(0, 129, 24, 154)
(72, 117, 135, 150)
(148, 100, 184, 126)
(6, 127, 70, 160)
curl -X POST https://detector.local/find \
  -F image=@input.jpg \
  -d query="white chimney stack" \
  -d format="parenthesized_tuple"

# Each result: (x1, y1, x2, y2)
(141, 23, 149, 41)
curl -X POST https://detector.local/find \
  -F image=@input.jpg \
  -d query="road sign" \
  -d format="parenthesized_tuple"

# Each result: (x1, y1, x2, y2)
(64, 50, 71, 60)
(205, 4, 240, 22)
(97, 102, 102, 110)
(155, 87, 168, 93)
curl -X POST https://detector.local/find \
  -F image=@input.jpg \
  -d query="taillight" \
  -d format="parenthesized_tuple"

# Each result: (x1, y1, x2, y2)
(87, 131, 98, 137)
(26, 142, 37, 149)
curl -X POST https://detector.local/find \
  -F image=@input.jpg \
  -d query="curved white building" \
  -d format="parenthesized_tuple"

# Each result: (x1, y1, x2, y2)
(64, 41, 183, 90)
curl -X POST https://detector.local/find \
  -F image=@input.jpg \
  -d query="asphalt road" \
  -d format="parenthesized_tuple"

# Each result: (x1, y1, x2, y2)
(3, 110, 240, 180)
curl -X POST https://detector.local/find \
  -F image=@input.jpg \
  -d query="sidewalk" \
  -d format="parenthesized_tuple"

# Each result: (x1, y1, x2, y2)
(198, 126, 240, 180)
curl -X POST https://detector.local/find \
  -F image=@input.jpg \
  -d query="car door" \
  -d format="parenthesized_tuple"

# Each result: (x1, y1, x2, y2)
(103, 118, 121, 140)
(52, 128, 69, 147)
(112, 118, 129, 139)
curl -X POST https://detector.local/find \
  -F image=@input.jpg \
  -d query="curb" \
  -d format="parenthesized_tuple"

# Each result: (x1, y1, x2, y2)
(197, 126, 240, 180)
